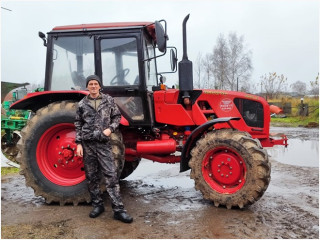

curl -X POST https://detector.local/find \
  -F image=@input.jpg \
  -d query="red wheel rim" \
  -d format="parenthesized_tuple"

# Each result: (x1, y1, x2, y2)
(202, 146, 246, 194)
(36, 123, 85, 186)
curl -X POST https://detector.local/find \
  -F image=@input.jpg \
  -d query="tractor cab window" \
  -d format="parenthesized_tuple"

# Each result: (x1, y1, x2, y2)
(50, 36, 94, 90)
(100, 38, 139, 86)
(114, 96, 144, 121)
(144, 38, 158, 91)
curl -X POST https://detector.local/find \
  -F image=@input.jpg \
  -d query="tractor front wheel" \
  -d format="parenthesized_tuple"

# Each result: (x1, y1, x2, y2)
(189, 129, 270, 209)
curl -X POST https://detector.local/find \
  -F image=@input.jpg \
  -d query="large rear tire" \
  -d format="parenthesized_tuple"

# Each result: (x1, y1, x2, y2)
(189, 129, 270, 209)
(120, 158, 141, 179)
(17, 101, 125, 205)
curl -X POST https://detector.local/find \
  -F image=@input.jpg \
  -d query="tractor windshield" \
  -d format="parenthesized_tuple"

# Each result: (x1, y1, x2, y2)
(51, 36, 94, 90)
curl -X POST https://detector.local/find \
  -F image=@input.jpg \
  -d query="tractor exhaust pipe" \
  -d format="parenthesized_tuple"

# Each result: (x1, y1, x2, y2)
(182, 14, 190, 60)
(179, 14, 193, 98)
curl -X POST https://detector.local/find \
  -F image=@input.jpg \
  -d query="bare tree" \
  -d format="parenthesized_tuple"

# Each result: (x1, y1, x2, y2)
(211, 33, 252, 91)
(260, 72, 287, 99)
(309, 73, 319, 95)
(194, 52, 203, 89)
(228, 33, 253, 91)
(291, 80, 306, 95)
(211, 34, 229, 89)
(202, 53, 214, 89)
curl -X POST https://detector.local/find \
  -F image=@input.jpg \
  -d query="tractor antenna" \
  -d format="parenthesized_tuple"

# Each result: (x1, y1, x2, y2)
(1, 7, 12, 11)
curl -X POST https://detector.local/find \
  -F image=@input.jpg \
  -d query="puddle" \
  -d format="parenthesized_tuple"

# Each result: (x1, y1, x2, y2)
(267, 138, 319, 167)
(268, 127, 319, 167)
(128, 126, 319, 182)
(126, 160, 194, 189)
(270, 126, 319, 141)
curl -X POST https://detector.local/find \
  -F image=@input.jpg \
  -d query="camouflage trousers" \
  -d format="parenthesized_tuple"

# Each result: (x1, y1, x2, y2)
(82, 140, 125, 213)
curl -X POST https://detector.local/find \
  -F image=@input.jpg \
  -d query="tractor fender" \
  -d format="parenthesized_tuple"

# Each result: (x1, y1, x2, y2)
(10, 90, 130, 126)
(10, 90, 89, 112)
(180, 117, 241, 172)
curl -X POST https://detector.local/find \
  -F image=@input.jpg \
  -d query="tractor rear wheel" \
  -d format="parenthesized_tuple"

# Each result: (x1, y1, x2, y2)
(189, 129, 270, 209)
(120, 158, 141, 179)
(17, 101, 125, 205)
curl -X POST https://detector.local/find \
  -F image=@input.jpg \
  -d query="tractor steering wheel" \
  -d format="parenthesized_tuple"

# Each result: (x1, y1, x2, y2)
(110, 68, 130, 85)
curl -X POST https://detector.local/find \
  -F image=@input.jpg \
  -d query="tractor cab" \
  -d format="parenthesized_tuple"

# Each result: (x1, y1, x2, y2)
(42, 21, 172, 128)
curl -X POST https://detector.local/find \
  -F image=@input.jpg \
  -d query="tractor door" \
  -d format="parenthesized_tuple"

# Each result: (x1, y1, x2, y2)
(96, 33, 155, 127)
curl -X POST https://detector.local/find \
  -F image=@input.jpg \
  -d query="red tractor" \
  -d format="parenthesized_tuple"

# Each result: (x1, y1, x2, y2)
(11, 15, 287, 208)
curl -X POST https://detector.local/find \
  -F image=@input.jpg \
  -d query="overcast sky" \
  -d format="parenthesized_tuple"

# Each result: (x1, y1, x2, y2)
(1, 0, 319, 92)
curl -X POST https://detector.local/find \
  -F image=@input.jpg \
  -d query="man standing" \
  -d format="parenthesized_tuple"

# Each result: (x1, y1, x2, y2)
(75, 75, 133, 223)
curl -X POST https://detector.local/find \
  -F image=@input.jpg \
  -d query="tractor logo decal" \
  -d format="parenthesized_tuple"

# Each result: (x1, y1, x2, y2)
(220, 98, 234, 112)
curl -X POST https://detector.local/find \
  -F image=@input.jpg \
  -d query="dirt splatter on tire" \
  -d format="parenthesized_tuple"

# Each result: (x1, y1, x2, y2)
(189, 129, 270, 209)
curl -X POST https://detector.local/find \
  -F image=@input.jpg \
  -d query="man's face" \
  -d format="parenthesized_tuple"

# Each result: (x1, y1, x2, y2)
(87, 80, 101, 95)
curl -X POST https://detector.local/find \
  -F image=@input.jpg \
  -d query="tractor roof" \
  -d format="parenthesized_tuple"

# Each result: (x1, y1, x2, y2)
(52, 22, 156, 39)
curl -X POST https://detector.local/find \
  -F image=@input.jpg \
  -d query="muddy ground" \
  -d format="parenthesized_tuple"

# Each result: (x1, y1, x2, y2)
(1, 127, 319, 239)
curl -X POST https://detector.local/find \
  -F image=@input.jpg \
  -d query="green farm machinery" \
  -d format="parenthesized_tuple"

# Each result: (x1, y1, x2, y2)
(1, 82, 42, 159)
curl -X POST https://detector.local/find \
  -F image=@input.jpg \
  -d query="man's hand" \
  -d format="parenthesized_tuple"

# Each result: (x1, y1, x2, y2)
(76, 144, 83, 157)
(103, 128, 112, 137)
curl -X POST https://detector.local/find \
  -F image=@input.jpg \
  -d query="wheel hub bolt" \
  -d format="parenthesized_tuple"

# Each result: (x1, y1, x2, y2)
(223, 186, 226, 189)
(210, 156, 213, 160)
(221, 174, 224, 177)
(226, 175, 229, 178)
(209, 173, 212, 177)
(239, 180, 242, 183)
(218, 169, 220, 172)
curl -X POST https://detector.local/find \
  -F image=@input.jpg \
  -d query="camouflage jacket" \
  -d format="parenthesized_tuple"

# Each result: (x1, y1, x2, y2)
(75, 93, 121, 144)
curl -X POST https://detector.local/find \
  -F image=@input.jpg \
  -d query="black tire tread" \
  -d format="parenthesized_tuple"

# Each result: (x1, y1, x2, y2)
(189, 129, 270, 209)
(17, 100, 126, 205)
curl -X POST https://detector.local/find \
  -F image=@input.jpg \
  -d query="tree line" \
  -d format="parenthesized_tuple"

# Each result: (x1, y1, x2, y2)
(194, 32, 319, 99)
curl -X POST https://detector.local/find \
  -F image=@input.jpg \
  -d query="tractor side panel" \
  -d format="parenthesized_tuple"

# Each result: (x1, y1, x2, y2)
(153, 89, 270, 140)
(192, 90, 270, 139)
(153, 90, 195, 126)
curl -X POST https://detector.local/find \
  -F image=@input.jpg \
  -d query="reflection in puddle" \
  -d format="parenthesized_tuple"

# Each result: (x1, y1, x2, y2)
(267, 138, 319, 167)
(126, 160, 194, 188)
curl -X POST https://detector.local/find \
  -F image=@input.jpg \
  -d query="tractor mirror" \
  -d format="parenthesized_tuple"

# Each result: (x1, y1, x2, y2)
(38, 31, 47, 47)
(170, 48, 177, 72)
(155, 21, 167, 53)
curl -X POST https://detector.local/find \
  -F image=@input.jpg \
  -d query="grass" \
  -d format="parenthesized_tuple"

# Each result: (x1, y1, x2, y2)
(270, 96, 319, 127)
(1, 167, 20, 176)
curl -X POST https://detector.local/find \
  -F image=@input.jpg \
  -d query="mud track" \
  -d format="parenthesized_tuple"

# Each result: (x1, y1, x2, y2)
(1, 127, 319, 239)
